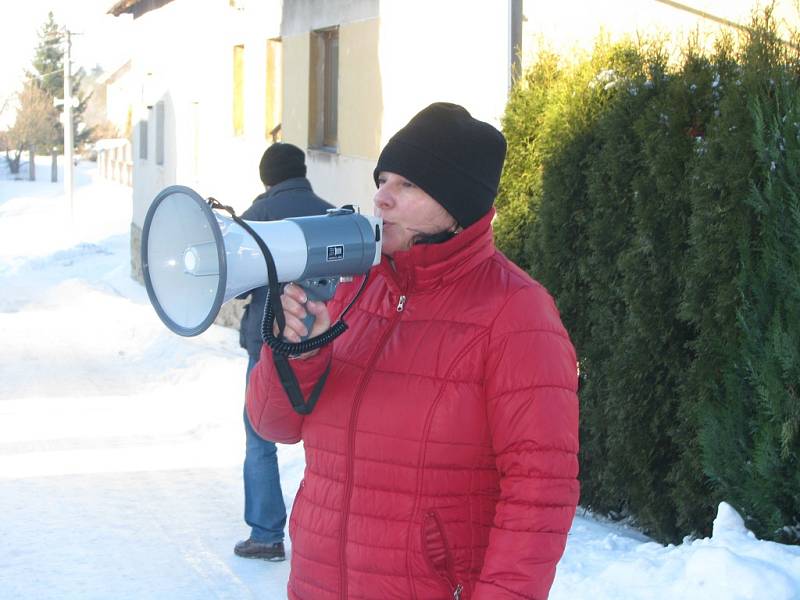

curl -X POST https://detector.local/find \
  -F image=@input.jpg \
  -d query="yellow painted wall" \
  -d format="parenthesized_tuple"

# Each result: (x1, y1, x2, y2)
(279, 25, 378, 213)
(281, 32, 310, 149)
(338, 18, 382, 159)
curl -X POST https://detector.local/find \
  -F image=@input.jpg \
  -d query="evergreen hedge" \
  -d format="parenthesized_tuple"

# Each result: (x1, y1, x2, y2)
(497, 13, 800, 543)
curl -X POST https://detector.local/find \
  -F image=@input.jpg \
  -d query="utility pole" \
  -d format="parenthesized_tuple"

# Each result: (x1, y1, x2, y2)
(63, 29, 74, 214)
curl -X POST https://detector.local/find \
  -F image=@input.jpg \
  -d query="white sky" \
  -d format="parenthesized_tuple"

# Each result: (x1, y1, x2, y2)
(0, 0, 133, 127)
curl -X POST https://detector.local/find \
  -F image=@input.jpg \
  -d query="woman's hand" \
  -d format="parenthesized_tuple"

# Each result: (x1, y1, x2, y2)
(275, 282, 332, 346)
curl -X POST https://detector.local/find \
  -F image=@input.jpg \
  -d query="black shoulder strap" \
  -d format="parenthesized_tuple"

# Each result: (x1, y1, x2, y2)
(272, 354, 332, 415)
(208, 197, 326, 414)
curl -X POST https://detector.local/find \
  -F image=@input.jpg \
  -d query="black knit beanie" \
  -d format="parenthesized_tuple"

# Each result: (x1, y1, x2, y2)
(259, 143, 307, 186)
(373, 102, 507, 228)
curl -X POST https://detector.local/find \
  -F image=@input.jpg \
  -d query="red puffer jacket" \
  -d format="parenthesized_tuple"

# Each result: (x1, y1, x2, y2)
(247, 210, 579, 600)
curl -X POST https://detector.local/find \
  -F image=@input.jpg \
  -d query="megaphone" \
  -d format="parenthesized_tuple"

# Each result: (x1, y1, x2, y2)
(141, 185, 382, 337)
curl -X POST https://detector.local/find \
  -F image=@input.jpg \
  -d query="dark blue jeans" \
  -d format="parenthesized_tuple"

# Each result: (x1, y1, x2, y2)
(243, 354, 287, 543)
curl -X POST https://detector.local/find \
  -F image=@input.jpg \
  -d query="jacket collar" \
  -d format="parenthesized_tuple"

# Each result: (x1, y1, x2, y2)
(378, 208, 496, 293)
(265, 177, 312, 197)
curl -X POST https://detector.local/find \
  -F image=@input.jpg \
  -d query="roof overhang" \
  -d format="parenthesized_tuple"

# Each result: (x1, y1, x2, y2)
(108, 0, 174, 19)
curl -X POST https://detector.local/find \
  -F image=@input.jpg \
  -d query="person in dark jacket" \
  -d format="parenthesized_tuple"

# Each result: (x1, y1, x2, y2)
(234, 142, 333, 561)
(247, 104, 579, 598)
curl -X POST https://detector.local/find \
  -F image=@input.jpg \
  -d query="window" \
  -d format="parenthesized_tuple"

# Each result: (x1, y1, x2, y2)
(138, 119, 148, 160)
(309, 27, 338, 150)
(155, 101, 165, 166)
(233, 44, 245, 136)
(265, 38, 283, 141)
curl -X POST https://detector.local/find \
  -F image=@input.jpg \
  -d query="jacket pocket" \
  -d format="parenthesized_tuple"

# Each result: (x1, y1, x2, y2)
(421, 511, 464, 600)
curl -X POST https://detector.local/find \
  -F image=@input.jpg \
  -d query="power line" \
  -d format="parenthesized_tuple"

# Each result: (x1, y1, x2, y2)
(653, 0, 800, 50)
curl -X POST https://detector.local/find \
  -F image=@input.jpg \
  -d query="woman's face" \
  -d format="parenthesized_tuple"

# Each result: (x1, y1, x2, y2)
(373, 171, 457, 256)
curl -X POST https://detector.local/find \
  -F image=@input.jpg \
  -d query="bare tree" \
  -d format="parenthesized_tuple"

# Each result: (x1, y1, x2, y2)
(6, 80, 58, 175)
(0, 95, 12, 161)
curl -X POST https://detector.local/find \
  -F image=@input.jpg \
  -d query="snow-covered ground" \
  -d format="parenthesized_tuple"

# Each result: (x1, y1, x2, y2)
(1, 157, 798, 600)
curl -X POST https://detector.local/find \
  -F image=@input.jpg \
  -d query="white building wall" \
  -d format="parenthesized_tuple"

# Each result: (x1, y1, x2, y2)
(129, 0, 282, 231)
(103, 63, 134, 137)
(378, 0, 513, 140)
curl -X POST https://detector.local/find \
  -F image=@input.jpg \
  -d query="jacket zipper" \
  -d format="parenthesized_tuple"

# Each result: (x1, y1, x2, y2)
(452, 583, 463, 599)
(338, 292, 407, 599)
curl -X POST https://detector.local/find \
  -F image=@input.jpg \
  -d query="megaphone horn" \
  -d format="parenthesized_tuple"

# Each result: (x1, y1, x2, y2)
(141, 185, 382, 337)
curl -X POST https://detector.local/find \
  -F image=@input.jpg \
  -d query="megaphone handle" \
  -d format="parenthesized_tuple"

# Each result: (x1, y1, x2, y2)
(296, 277, 339, 341)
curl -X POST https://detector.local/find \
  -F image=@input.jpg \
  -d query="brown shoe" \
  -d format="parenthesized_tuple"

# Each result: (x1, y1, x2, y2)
(234, 539, 286, 561)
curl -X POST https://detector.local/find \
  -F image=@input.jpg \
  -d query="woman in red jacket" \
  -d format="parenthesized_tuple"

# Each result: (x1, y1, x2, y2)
(247, 102, 579, 600)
